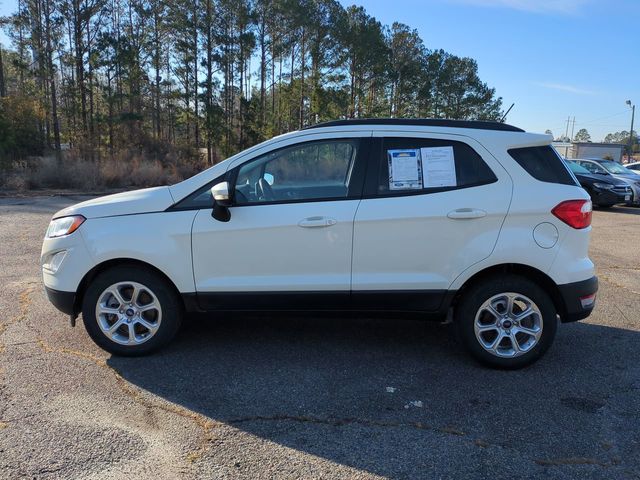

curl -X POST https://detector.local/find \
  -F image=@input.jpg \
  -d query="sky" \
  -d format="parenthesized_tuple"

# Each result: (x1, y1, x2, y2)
(336, 0, 639, 141)
(1, 0, 638, 141)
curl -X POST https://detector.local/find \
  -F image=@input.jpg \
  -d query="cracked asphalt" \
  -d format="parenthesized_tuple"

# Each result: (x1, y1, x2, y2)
(0, 195, 639, 480)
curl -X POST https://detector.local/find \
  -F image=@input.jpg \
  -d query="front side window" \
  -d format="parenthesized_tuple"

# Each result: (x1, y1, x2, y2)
(234, 140, 359, 204)
(567, 161, 590, 175)
(377, 137, 497, 195)
(579, 161, 607, 175)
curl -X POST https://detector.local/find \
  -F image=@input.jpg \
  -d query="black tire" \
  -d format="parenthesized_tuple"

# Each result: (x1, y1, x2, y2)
(82, 265, 182, 356)
(596, 203, 614, 209)
(454, 274, 557, 369)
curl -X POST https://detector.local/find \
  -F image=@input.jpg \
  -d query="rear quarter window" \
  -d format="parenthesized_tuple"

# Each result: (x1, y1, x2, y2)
(508, 146, 577, 186)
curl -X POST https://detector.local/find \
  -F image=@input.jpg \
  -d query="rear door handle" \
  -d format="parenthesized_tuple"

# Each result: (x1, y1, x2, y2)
(298, 216, 337, 228)
(447, 208, 487, 220)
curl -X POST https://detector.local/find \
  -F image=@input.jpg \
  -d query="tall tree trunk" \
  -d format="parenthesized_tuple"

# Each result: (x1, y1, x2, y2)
(205, 0, 213, 164)
(277, 55, 282, 133)
(192, 0, 200, 149)
(43, 0, 61, 160)
(0, 45, 6, 97)
(239, 22, 245, 148)
(299, 28, 305, 129)
(107, 69, 114, 156)
(86, 11, 95, 148)
(259, 19, 266, 129)
(153, 9, 161, 140)
(349, 62, 356, 118)
(73, 0, 88, 135)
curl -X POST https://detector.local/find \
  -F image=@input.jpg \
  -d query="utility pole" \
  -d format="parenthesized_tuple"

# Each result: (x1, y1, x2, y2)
(565, 116, 571, 141)
(570, 117, 576, 141)
(626, 100, 635, 162)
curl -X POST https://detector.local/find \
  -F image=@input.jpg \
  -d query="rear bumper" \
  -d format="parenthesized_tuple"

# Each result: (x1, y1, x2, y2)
(558, 276, 598, 322)
(45, 286, 76, 316)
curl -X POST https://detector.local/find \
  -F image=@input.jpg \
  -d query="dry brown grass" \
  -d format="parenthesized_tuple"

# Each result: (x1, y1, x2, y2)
(0, 148, 206, 192)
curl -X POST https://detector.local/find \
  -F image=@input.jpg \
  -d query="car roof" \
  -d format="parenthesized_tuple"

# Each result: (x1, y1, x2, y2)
(304, 118, 524, 133)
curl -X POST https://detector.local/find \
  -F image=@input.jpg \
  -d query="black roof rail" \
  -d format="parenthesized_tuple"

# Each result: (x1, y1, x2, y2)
(303, 118, 525, 133)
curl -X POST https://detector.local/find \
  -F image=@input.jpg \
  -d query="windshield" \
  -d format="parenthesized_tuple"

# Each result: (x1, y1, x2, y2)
(567, 161, 590, 175)
(599, 160, 633, 174)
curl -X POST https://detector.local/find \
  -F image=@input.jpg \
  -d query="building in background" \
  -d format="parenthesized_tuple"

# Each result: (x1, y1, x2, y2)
(552, 142, 626, 162)
(552, 142, 572, 158)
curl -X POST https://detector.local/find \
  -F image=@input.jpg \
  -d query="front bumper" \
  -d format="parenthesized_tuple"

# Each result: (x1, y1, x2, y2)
(625, 183, 640, 205)
(592, 189, 621, 206)
(558, 276, 598, 322)
(45, 286, 76, 316)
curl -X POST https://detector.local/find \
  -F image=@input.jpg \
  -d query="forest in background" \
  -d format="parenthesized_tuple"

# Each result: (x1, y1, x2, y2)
(0, 0, 505, 190)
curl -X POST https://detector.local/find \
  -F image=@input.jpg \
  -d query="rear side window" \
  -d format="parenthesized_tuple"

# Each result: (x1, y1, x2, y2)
(508, 146, 577, 186)
(377, 138, 497, 195)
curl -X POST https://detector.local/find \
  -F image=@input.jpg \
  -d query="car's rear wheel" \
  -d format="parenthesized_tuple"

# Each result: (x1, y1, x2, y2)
(82, 265, 182, 356)
(455, 275, 557, 369)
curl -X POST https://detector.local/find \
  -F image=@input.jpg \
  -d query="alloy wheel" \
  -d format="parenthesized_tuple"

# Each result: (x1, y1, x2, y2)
(473, 292, 543, 358)
(95, 281, 162, 345)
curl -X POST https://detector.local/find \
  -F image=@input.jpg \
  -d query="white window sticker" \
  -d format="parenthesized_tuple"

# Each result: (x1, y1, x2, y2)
(388, 149, 422, 190)
(421, 146, 457, 188)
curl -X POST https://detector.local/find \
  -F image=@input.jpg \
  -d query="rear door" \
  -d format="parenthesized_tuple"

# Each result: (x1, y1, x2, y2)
(351, 133, 512, 310)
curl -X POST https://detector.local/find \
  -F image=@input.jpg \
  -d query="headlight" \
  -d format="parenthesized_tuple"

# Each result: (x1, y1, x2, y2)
(592, 183, 613, 190)
(46, 215, 85, 238)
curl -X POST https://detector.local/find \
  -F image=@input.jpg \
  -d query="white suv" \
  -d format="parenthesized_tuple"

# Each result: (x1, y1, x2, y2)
(41, 119, 598, 368)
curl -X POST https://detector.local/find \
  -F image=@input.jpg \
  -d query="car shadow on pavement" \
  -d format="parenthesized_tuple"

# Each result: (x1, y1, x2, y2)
(108, 314, 640, 478)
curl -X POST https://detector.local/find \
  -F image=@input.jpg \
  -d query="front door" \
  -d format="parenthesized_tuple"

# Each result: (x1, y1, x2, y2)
(191, 137, 368, 310)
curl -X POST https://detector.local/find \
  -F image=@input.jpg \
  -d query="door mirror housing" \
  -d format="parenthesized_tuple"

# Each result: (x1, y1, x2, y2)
(211, 182, 232, 222)
(211, 182, 232, 207)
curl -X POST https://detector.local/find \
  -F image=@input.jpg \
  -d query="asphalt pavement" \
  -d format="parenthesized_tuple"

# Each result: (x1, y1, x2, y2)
(0, 195, 638, 479)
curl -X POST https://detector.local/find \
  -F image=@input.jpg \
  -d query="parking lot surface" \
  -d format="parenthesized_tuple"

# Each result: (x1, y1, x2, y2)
(0, 195, 639, 480)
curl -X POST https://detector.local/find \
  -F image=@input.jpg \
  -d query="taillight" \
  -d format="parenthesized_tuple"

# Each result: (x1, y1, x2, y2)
(552, 200, 592, 229)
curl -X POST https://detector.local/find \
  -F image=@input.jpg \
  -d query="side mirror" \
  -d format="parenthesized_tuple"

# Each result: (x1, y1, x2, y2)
(211, 181, 232, 207)
(211, 181, 231, 222)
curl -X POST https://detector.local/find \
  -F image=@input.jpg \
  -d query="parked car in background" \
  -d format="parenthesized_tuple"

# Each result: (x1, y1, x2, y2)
(566, 161, 632, 208)
(41, 119, 598, 369)
(625, 161, 640, 173)
(573, 158, 640, 206)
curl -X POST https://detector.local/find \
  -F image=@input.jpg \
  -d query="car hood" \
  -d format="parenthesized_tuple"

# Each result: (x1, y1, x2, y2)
(611, 174, 640, 185)
(612, 172, 640, 179)
(575, 173, 627, 186)
(52, 186, 175, 219)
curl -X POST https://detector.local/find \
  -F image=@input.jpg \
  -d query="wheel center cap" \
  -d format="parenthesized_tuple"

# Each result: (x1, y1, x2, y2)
(502, 319, 512, 329)
(125, 308, 135, 317)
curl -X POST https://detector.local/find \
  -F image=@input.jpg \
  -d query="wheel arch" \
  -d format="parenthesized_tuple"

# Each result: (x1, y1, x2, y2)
(73, 258, 185, 315)
(450, 263, 567, 320)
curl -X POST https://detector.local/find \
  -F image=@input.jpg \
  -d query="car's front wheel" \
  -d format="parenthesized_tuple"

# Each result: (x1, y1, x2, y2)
(455, 275, 557, 369)
(82, 265, 182, 356)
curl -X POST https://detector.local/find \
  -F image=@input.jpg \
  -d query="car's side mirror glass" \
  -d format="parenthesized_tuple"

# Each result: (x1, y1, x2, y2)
(263, 173, 275, 186)
(210, 182, 231, 222)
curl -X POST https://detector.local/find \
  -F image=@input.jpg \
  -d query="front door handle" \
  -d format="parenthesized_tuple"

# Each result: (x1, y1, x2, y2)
(447, 208, 487, 220)
(298, 216, 337, 228)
